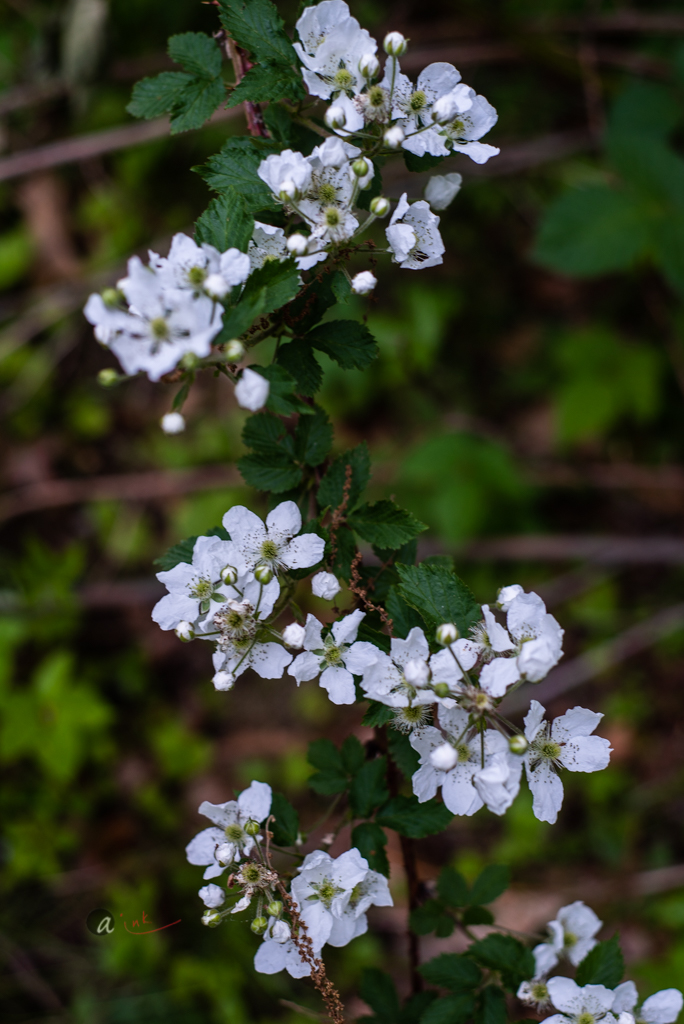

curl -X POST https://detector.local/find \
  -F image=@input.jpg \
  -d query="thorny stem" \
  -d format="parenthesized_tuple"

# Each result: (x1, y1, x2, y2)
(349, 551, 395, 635)
(217, 29, 269, 138)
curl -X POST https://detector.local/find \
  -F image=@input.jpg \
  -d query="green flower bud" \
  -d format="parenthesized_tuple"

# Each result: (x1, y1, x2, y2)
(202, 910, 222, 928)
(250, 916, 268, 935)
(509, 734, 529, 755)
(224, 339, 246, 362)
(433, 682, 450, 699)
(352, 158, 370, 178)
(244, 818, 260, 837)
(220, 565, 238, 585)
(266, 900, 283, 918)
(97, 368, 120, 388)
(370, 196, 390, 217)
(101, 287, 123, 307)
(436, 623, 459, 646)
(255, 564, 274, 584)
(180, 352, 199, 370)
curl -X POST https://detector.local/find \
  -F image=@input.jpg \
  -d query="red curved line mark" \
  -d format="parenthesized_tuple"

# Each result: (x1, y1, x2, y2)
(123, 920, 181, 935)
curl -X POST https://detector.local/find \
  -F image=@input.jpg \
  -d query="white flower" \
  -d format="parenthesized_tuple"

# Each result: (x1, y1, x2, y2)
(533, 901, 602, 976)
(185, 780, 271, 879)
(152, 534, 241, 631)
(410, 705, 521, 816)
(290, 610, 381, 704)
(291, 848, 392, 952)
(381, 61, 472, 158)
(248, 221, 326, 273)
(518, 979, 552, 1011)
(198, 883, 225, 908)
(543, 977, 617, 1024)
(209, 577, 293, 683)
(149, 233, 251, 294)
(312, 571, 341, 600)
(524, 702, 612, 824)
(295, 2, 376, 111)
(258, 149, 312, 200)
(361, 627, 440, 710)
(351, 271, 377, 294)
(160, 412, 185, 434)
(386, 193, 445, 270)
(424, 172, 463, 211)
(223, 500, 325, 575)
(84, 257, 222, 382)
(440, 91, 500, 164)
(255, 932, 311, 979)
(297, 139, 362, 242)
(235, 367, 270, 411)
(427, 637, 480, 694)
(282, 622, 306, 648)
(610, 982, 683, 1024)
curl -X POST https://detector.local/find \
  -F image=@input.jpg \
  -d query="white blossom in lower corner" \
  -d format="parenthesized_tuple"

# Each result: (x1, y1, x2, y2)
(235, 367, 270, 411)
(386, 193, 445, 270)
(532, 900, 602, 977)
(542, 978, 618, 1024)
(289, 610, 381, 704)
(311, 571, 341, 600)
(611, 984, 683, 1024)
(524, 701, 612, 824)
(185, 780, 271, 879)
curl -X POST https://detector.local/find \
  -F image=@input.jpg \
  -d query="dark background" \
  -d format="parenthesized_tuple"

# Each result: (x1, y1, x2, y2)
(2, 1, 684, 1021)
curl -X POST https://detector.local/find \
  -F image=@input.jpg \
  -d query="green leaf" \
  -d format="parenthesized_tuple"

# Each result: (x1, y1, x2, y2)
(608, 80, 681, 141)
(229, 63, 304, 105)
(237, 453, 302, 493)
(288, 270, 349, 334)
(359, 968, 400, 1024)
(403, 150, 445, 173)
(468, 865, 510, 906)
(396, 563, 481, 638)
(242, 411, 294, 458)
(437, 866, 470, 908)
(349, 757, 389, 818)
(575, 936, 624, 987)
(220, 259, 301, 339)
(305, 320, 379, 370)
(169, 76, 226, 133)
(218, 0, 299, 68)
(196, 137, 278, 209)
(376, 795, 453, 838)
(308, 769, 349, 795)
(410, 899, 453, 937)
(153, 535, 197, 571)
(351, 823, 389, 877)
(387, 730, 420, 779)
(467, 934, 535, 992)
(475, 986, 507, 1024)
(270, 791, 299, 847)
(167, 32, 222, 78)
(419, 953, 481, 993)
(362, 701, 394, 728)
(348, 500, 427, 549)
(533, 184, 652, 276)
(294, 406, 333, 466)
(317, 442, 370, 513)
(307, 738, 343, 773)
(400, 992, 438, 1024)
(194, 192, 254, 253)
(276, 340, 323, 396)
(127, 71, 195, 119)
(385, 586, 425, 640)
(249, 364, 311, 417)
(461, 906, 494, 925)
(340, 735, 365, 775)
(421, 994, 475, 1024)
(331, 272, 352, 303)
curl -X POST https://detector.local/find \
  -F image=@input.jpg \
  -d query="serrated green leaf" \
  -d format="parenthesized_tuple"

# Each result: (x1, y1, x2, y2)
(575, 936, 624, 987)
(461, 905, 494, 925)
(250, 364, 312, 417)
(400, 992, 439, 1024)
(220, 259, 301, 339)
(396, 563, 480, 638)
(237, 453, 302, 493)
(331, 272, 352, 303)
(362, 701, 395, 728)
(317, 442, 370, 513)
(194, 192, 254, 253)
(341, 735, 365, 775)
(242, 412, 295, 459)
(294, 406, 333, 466)
(276, 339, 323, 396)
(170, 76, 227, 134)
(153, 535, 197, 571)
(349, 757, 389, 818)
(270, 791, 299, 846)
(475, 986, 507, 1024)
(348, 500, 427, 549)
(307, 769, 349, 795)
(469, 865, 510, 906)
(305, 320, 379, 370)
(196, 137, 278, 209)
(359, 968, 400, 1024)
(410, 899, 452, 937)
(218, 0, 299, 68)
(229, 62, 304, 105)
(437, 866, 470, 908)
(419, 953, 481, 993)
(467, 934, 535, 992)
(388, 730, 420, 779)
(288, 270, 349, 334)
(307, 738, 343, 772)
(421, 994, 475, 1024)
(167, 32, 222, 78)
(127, 72, 195, 120)
(376, 795, 453, 838)
(351, 823, 389, 877)
(384, 586, 425, 640)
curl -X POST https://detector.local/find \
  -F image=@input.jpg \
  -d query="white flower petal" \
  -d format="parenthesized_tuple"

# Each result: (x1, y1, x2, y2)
(237, 780, 272, 822)
(642, 991, 684, 1024)
(320, 664, 356, 704)
(289, 650, 321, 684)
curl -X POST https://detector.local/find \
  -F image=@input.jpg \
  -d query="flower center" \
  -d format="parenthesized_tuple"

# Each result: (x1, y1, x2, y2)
(225, 823, 244, 843)
(538, 740, 562, 760)
(576, 1013, 595, 1024)
(348, 881, 366, 909)
(150, 316, 169, 340)
(531, 982, 549, 1001)
(188, 265, 206, 286)
(318, 181, 338, 205)
(368, 85, 386, 107)
(324, 207, 342, 227)
(260, 539, 279, 562)
(450, 119, 465, 135)
(309, 877, 344, 908)
(393, 703, 431, 733)
(324, 642, 343, 665)
(190, 576, 214, 600)
(456, 743, 472, 763)
(564, 930, 578, 947)
(239, 862, 262, 884)
(409, 89, 427, 111)
(334, 67, 354, 90)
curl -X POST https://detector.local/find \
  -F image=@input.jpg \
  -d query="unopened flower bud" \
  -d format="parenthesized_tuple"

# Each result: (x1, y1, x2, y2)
(270, 919, 291, 943)
(433, 682, 450, 699)
(224, 338, 246, 362)
(213, 670, 235, 692)
(220, 564, 238, 585)
(202, 910, 222, 927)
(325, 105, 347, 130)
(509, 734, 529, 755)
(161, 412, 185, 434)
(97, 368, 120, 387)
(436, 623, 459, 646)
(205, 273, 229, 299)
(251, 916, 268, 935)
(216, 843, 234, 866)
(255, 564, 273, 584)
(404, 658, 430, 688)
(244, 818, 260, 837)
(370, 195, 391, 217)
(175, 620, 194, 642)
(286, 233, 309, 257)
(383, 125, 405, 149)
(101, 287, 123, 307)
(180, 352, 199, 370)
(430, 743, 458, 771)
(282, 622, 306, 648)
(432, 93, 461, 125)
(279, 179, 299, 201)
(267, 900, 283, 918)
(352, 157, 370, 178)
(384, 32, 407, 57)
(359, 53, 380, 79)
(312, 571, 341, 600)
(351, 271, 377, 295)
